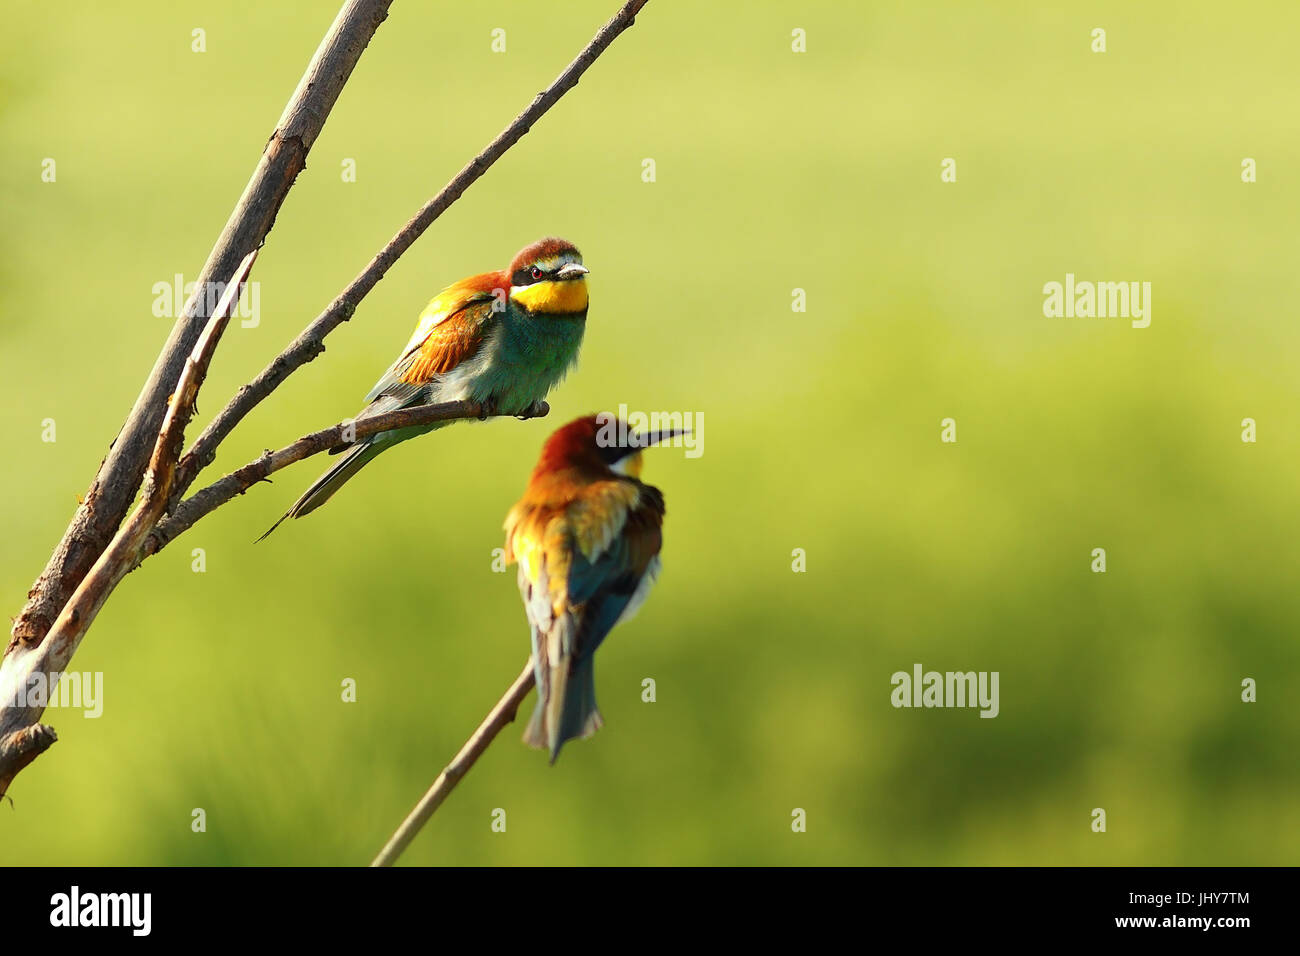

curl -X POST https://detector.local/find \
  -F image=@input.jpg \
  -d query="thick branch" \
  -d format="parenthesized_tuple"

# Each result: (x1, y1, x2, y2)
(168, 0, 651, 509)
(0, 254, 257, 796)
(142, 401, 550, 560)
(11, 0, 394, 648)
(371, 660, 536, 867)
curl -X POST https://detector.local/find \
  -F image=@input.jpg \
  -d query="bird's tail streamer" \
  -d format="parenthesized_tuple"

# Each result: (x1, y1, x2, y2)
(256, 441, 383, 541)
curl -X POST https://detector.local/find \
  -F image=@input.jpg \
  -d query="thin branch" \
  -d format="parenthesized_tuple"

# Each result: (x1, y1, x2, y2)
(168, 0, 652, 509)
(11, 0, 394, 648)
(141, 400, 550, 560)
(371, 660, 536, 867)
(0, 253, 257, 796)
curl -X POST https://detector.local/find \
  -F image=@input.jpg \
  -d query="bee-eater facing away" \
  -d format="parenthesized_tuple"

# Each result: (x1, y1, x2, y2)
(504, 414, 675, 763)
(260, 237, 589, 539)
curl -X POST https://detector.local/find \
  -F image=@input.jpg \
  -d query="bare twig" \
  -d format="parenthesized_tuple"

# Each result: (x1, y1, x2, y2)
(11, 0, 394, 648)
(371, 660, 536, 867)
(168, 0, 652, 509)
(0, 725, 58, 787)
(0, 253, 257, 796)
(142, 401, 550, 559)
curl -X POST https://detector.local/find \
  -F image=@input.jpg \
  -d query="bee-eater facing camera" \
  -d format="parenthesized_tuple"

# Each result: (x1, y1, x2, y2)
(260, 237, 589, 539)
(504, 414, 677, 763)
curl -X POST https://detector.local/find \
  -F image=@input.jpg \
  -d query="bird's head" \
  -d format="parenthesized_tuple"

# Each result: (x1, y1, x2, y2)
(508, 237, 589, 316)
(534, 414, 683, 481)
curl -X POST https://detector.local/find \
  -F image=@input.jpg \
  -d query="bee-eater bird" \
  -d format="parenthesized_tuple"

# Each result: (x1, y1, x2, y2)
(260, 237, 589, 539)
(504, 414, 675, 763)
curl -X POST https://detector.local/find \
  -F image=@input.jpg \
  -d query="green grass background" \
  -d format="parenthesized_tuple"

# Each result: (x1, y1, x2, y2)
(1, 0, 1297, 865)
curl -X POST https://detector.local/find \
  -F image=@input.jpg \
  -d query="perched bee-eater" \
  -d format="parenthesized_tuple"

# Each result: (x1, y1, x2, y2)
(504, 414, 675, 762)
(260, 237, 590, 539)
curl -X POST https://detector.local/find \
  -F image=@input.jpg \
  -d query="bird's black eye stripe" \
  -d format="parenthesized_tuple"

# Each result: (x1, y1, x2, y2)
(512, 266, 543, 285)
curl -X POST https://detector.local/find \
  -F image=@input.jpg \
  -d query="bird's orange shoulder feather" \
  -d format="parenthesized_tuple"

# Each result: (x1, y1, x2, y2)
(504, 476, 661, 609)
(397, 271, 507, 386)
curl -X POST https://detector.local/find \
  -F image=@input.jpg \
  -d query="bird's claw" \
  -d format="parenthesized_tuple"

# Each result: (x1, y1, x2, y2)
(516, 400, 549, 421)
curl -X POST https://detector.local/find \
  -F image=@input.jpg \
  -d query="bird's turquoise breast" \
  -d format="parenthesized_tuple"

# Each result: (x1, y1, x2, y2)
(472, 307, 587, 412)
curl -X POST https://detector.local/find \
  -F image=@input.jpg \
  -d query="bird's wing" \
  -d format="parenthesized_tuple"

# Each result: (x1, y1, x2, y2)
(506, 482, 664, 609)
(363, 272, 507, 403)
(507, 502, 570, 745)
(563, 481, 666, 657)
(505, 500, 571, 623)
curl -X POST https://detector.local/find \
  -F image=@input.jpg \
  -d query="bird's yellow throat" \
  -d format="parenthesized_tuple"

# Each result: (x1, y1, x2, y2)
(511, 278, 588, 315)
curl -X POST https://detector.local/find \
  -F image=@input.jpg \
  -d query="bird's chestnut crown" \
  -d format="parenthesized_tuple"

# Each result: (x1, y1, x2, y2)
(508, 237, 588, 315)
(533, 415, 682, 480)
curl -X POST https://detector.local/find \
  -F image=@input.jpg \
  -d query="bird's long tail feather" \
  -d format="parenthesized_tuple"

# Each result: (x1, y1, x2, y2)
(257, 441, 383, 541)
(524, 653, 602, 764)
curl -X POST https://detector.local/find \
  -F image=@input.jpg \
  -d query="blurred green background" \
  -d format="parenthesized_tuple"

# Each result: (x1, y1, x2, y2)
(2, 0, 1298, 865)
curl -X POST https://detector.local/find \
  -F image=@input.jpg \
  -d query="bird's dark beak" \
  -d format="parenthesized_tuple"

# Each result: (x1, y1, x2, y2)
(556, 263, 589, 280)
(630, 428, 688, 449)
